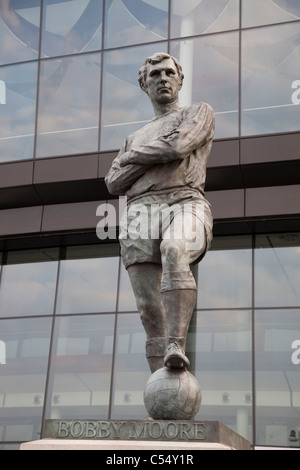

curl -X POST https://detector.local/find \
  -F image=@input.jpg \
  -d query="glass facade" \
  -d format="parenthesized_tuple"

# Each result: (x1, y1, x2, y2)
(0, 235, 299, 448)
(36, 52, 101, 157)
(0, 0, 299, 451)
(242, 22, 300, 136)
(0, 0, 299, 161)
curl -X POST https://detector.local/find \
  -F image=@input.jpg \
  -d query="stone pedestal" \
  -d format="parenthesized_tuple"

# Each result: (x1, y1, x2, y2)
(20, 420, 251, 451)
(20, 439, 242, 451)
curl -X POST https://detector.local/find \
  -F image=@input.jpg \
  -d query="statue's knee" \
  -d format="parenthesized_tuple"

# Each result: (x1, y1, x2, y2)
(160, 239, 185, 265)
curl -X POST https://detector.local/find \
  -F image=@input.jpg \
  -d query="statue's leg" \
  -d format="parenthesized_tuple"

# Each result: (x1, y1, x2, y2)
(161, 282, 197, 369)
(160, 209, 206, 369)
(160, 264, 197, 369)
(127, 263, 167, 373)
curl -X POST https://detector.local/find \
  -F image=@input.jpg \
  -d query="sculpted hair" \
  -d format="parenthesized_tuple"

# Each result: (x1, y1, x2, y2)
(138, 53, 184, 92)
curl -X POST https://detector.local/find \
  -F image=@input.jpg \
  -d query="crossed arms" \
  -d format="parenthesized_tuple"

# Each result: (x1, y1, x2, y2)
(105, 103, 214, 196)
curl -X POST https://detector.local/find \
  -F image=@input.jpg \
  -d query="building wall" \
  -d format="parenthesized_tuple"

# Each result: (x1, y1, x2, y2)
(0, 1, 299, 449)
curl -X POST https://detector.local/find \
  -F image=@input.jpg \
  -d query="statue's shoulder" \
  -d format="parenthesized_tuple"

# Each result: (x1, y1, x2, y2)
(183, 102, 214, 113)
(122, 126, 142, 147)
(122, 123, 150, 151)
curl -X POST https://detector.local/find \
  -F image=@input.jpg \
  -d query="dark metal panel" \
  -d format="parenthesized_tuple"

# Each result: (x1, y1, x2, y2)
(213, 220, 252, 236)
(206, 189, 245, 219)
(247, 216, 300, 234)
(208, 139, 240, 168)
(246, 185, 300, 217)
(33, 154, 99, 184)
(0, 161, 34, 188)
(41, 201, 104, 232)
(0, 206, 43, 236)
(206, 165, 244, 191)
(34, 180, 109, 205)
(0, 186, 41, 209)
(99, 152, 118, 178)
(241, 133, 300, 165)
(241, 160, 300, 189)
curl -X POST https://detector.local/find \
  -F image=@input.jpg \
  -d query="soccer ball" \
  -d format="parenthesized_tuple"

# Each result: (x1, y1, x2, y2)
(144, 367, 201, 420)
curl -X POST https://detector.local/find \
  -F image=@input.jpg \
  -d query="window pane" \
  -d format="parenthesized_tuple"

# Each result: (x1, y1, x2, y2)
(100, 42, 167, 151)
(6, 247, 59, 265)
(170, 32, 239, 139)
(171, 0, 239, 38)
(36, 53, 101, 158)
(0, 249, 59, 318)
(110, 313, 148, 419)
(191, 310, 252, 441)
(65, 243, 119, 260)
(0, 62, 38, 162)
(45, 314, 115, 420)
(55, 249, 119, 314)
(242, 23, 300, 136)
(255, 309, 300, 447)
(0, 317, 52, 442)
(41, 0, 103, 57)
(0, 1, 41, 65)
(104, 0, 168, 49)
(242, 0, 300, 28)
(118, 263, 138, 312)
(197, 236, 252, 308)
(0, 444, 20, 450)
(255, 233, 300, 307)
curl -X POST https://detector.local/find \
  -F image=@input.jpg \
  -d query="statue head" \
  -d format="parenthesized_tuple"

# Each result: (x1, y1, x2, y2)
(138, 53, 184, 93)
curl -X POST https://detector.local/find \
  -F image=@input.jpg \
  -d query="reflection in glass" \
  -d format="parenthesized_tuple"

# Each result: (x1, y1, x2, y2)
(255, 234, 300, 307)
(255, 309, 300, 447)
(0, 251, 58, 317)
(118, 263, 138, 312)
(0, 0, 41, 65)
(170, 32, 239, 139)
(55, 254, 119, 314)
(0, 317, 52, 441)
(0, 444, 20, 450)
(110, 313, 148, 419)
(191, 310, 252, 441)
(100, 42, 167, 151)
(6, 247, 59, 265)
(171, 0, 239, 38)
(242, 23, 300, 136)
(242, 0, 300, 28)
(36, 53, 101, 158)
(104, 0, 168, 49)
(41, 0, 103, 57)
(0, 62, 38, 162)
(45, 314, 115, 420)
(197, 237, 252, 308)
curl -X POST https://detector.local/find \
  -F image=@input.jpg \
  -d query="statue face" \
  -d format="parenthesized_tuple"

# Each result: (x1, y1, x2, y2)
(144, 58, 182, 106)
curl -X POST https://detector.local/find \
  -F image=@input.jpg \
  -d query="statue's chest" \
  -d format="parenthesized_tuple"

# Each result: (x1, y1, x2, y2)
(129, 114, 182, 149)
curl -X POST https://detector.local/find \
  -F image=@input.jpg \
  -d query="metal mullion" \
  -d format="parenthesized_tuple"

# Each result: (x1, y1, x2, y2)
(239, 0, 242, 140)
(251, 233, 257, 448)
(40, 245, 64, 437)
(241, 18, 300, 33)
(167, 0, 171, 54)
(107, 255, 122, 421)
(32, 0, 44, 160)
(98, 0, 106, 153)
